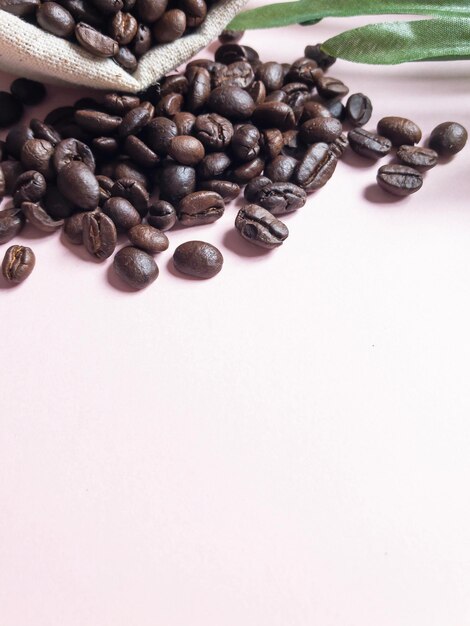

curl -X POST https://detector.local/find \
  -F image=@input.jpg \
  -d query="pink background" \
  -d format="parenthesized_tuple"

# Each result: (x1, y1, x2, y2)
(1, 10, 470, 626)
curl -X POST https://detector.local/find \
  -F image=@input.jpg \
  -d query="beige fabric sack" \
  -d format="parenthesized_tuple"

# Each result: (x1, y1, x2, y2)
(0, 0, 248, 93)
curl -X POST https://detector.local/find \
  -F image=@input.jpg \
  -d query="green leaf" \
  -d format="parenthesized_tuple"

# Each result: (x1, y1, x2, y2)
(228, 0, 470, 30)
(321, 17, 470, 64)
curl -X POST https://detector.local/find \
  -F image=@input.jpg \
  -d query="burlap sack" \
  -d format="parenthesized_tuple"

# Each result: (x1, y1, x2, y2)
(0, 0, 248, 93)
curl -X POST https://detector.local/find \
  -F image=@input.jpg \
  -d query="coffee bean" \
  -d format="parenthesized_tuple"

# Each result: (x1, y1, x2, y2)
(160, 74, 188, 96)
(110, 10, 137, 43)
(113, 246, 159, 289)
(111, 178, 149, 215)
(119, 102, 153, 138)
(42, 185, 76, 218)
(143, 117, 177, 155)
(14, 170, 47, 206)
(136, 0, 166, 23)
(208, 86, 255, 121)
(82, 211, 117, 259)
(304, 43, 336, 70)
(377, 116, 422, 146)
(1, 0, 40, 16)
(252, 102, 296, 131)
(159, 162, 196, 204)
(265, 90, 287, 104)
(37, 2, 75, 36)
(194, 113, 233, 151)
(282, 129, 306, 159)
(260, 128, 284, 160)
(316, 76, 349, 100)
(213, 61, 254, 90)
(285, 57, 322, 87)
(429, 121, 468, 156)
(197, 152, 231, 179)
(396, 145, 438, 170)
(0, 92, 23, 128)
(21, 201, 64, 232)
(147, 200, 177, 230)
(299, 117, 342, 143)
(95, 175, 114, 205)
(44, 106, 75, 128)
(250, 181, 307, 215)
(5, 124, 34, 159)
(168, 135, 205, 165)
(1, 160, 24, 195)
(173, 111, 196, 135)
(132, 23, 152, 56)
(75, 22, 119, 57)
(264, 155, 297, 182)
(231, 124, 260, 161)
(57, 161, 100, 210)
(113, 160, 149, 188)
(173, 240, 223, 278)
(178, 191, 225, 226)
(300, 101, 332, 123)
(244, 175, 271, 202)
(63, 211, 87, 244)
(10, 78, 46, 106)
(198, 179, 240, 202)
(255, 62, 284, 92)
(30, 119, 61, 146)
(0, 207, 25, 244)
(152, 9, 186, 43)
(2, 245, 35, 283)
(348, 128, 392, 160)
(218, 29, 244, 44)
(235, 204, 288, 248)
(20, 138, 54, 178)
(215, 43, 258, 65)
(114, 43, 138, 68)
(90, 0, 123, 14)
(227, 156, 265, 185)
(103, 196, 141, 230)
(58, 0, 102, 26)
(376, 164, 423, 196)
(74, 109, 122, 135)
(294, 143, 338, 191)
(127, 223, 169, 253)
(154, 92, 183, 117)
(124, 135, 159, 167)
(325, 99, 345, 121)
(185, 67, 211, 112)
(53, 138, 95, 172)
(102, 93, 140, 115)
(329, 134, 348, 158)
(345, 92, 372, 127)
(247, 80, 266, 105)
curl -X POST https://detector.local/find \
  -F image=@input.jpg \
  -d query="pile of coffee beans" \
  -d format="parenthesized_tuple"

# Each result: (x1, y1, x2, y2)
(3, 0, 229, 74)
(0, 34, 467, 288)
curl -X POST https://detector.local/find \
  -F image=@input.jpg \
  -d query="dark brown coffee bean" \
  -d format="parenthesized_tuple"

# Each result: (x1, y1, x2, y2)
(143, 116, 177, 155)
(264, 155, 297, 182)
(14, 170, 47, 206)
(348, 128, 392, 160)
(244, 175, 271, 202)
(57, 0, 102, 26)
(89, 0, 123, 14)
(113, 246, 158, 289)
(0, 207, 25, 244)
(173, 112, 196, 135)
(124, 135, 159, 167)
(160, 74, 188, 96)
(43, 185, 75, 218)
(5, 125, 34, 159)
(132, 23, 152, 56)
(215, 43, 251, 64)
(376, 164, 423, 196)
(102, 92, 140, 115)
(255, 62, 284, 92)
(44, 106, 75, 128)
(103, 196, 141, 230)
(74, 109, 122, 135)
(20, 138, 54, 178)
(282, 82, 309, 109)
(345, 93, 372, 127)
(299, 117, 342, 144)
(178, 191, 224, 226)
(179, 0, 206, 27)
(250, 181, 307, 215)
(53, 138, 96, 172)
(75, 22, 119, 57)
(159, 162, 196, 205)
(247, 80, 266, 105)
(82, 211, 117, 259)
(22, 201, 64, 232)
(218, 29, 244, 44)
(300, 101, 332, 123)
(36, 2, 75, 37)
(197, 152, 231, 179)
(227, 157, 264, 185)
(114, 46, 137, 70)
(304, 43, 336, 70)
(194, 113, 233, 151)
(1, 160, 24, 195)
(127, 223, 168, 253)
(152, 9, 186, 42)
(294, 143, 337, 191)
(1, 0, 40, 16)
(57, 161, 99, 210)
(0, 92, 23, 129)
(96, 175, 114, 205)
(429, 121, 468, 156)
(147, 200, 177, 231)
(262, 90, 287, 104)
(109, 10, 137, 43)
(92, 136, 119, 158)
(285, 57, 322, 86)
(198, 179, 240, 202)
(260, 128, 284, 160)
(168, 135, 205, 165)
(316, 76, 349, 100)
(114, 160, 149, 188)
(119, 102, 153, 137)
(252, 102, 296, 131)
(2, 245, 35, 283)
(136, 0, 166, 22)
(231, 124, 260, 161)
(173, 240, 223, 278)
(208, 86, 255, 121)
(235, 204, 288, 249)
(328, 100, 346, 121)
(214, 61, 254, 89)
(377, 116, 422, 146)
(396, 145, 438, 170)
(63, 211, 87, 244)
(154, 92, 184, 117)
(111, 178, 149, 215)
(330, 134, 348, 158)
(10, 78, 46, 106)
(282, 129, 305, 159)
(30, 119, 61, 146)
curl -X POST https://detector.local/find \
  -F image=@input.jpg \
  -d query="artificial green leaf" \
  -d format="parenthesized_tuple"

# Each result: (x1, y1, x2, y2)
(321, 17, 470, 64)
(228, 0, 470, 30)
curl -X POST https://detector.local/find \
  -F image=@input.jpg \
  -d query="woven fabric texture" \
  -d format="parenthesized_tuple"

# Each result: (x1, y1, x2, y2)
(0, 0, 248, 93)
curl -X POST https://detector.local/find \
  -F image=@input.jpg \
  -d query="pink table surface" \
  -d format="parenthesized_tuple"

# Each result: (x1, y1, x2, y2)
(1, 10, 470, 626)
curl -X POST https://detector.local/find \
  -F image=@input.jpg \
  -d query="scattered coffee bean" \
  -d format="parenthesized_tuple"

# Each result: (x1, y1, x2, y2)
(82, 211, 117, 259)
(147, 200, 177, 231)
(376, 164, 423, 196)
(113, 246, 159, 289)
(377, 116, 422, 146)
(396, 145, 438, 170)
(429, 121, 468, 156)
(173, 240, 223, 278)
(218, 29, 244, 44)
(250, 181, 307, 215)
(178, 191, 225, 226)
(22, 201, 64, 232)
(2, 245, 35, 284)
(127, 224, 169, 253)
(316, 76, 349, 100)
(235, 203, 289, 248)
(348, 128, 392, 160)
(14, 170, 47, 206)
(345, 93, 372, 127)
(294, 143, 338, 191)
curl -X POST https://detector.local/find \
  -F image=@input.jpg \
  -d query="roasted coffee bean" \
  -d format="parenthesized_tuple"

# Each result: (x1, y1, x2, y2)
(244, 175, 271, 202)
(198, 179, 240, 202)
(325, 99, 345, 121)
(215, 43, 256, 65)
(1, 160, 24, 195)
(158, 162, 196, 204)
(255, 62, 284, 92)
(304, 43, 336, 70)
(329, 134, 348, 158)
(300, 117, 342, 144)
(168, 135, 205, 166)
(252, 102, 296, 131)
(75, 22, 119, 57)
(20, 138, 54, 178)
(208, 86, 255, 121)
(231, 124, 260, 161)
(63, 211, 87, 244)
(294, 142, 337, 191)
(152, 9, 186, 43)
(30, 119, 61, 146)
(74, 109, 122, 135)
(124, 135, 159, 167)
(57, 0, 102, 26)
(102, 92, 140, 115)
(5, 124, 34, 159)
(282, 82, 310, 112)
(0, 207, 25, 243)
(173, 111, 196, 135)
(396, 145, 438, 170)
(213, 61, 254, 90)
(285, 57, 322, 87)
(194, 113, 233, 151)
(377, 116, 422, 146)
(185, 67, 211, 112)
(316, 76, 349, 100)
(127, 223, 168, 253)
(282, 129, 305, 159)
(36, 2, 75, 36)
(300, 101, 332, 123)
(147, 200, 177, 230)
(44, 105, 74, 127)
(43, 185, 75, 218)
(429, 121, 468, 156)
(92, 136, 119, 157)
(247, 80, 266, 105)
(113, 246, 158, 289)
(377, 164, 423, 196)
(186, 58, 223, 75)
(250, 181, 307, 215)
(110, 10, 137, 43)
(14, 170, 47, 206)
(2, 245, 35, 283)
(119, 102, 153, 137)
(197, 152, 231, 179)
(265, 155, 297, 182)
(57, 161, 99, 210)
(82, 211, 117, 259)
(160, 74, 188, 96)
(10, 78, 46, 106)
(0, 92, 23, 128)
(347, 128, 392, 160)
(345, 93, 372, 127)
(260, 128, 284, 160)
(111, 178, 149, 215)
(132, 23, 152, 56)
(22, 201, 64, 232)
(227, 156, 264, 185)
(173, 240, 223, 278)
(218, 29, 244, 44)
(265, 90, 287, 104)
(178, 191, 224, 226)
(1, 0, 40, 16)
(136, 0, 166, 23)
(114, 160, 149, 188)
(154, 92, 184, 117)
(235, 204, 288, 249)
(143, 116, 177, 155)
(53, 138, 95, 172)
(114, 45, 138, 71)
(96, 174, 114, 204)
(90, 0, 123, 14)
(103, 196, 141, 230)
